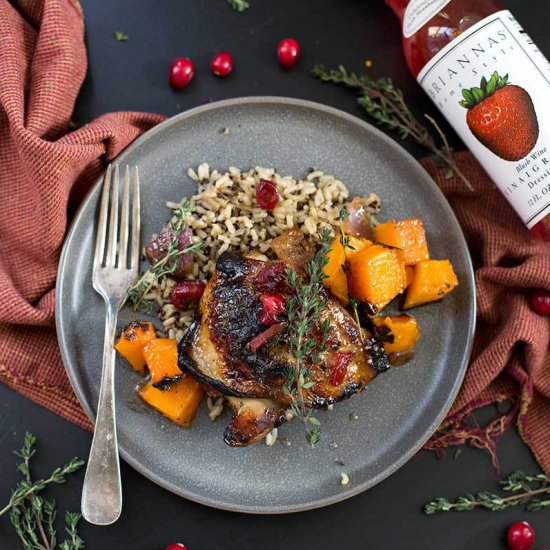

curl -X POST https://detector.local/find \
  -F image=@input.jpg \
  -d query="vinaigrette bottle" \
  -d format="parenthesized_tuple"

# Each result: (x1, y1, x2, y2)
(386, 0, 550, 241)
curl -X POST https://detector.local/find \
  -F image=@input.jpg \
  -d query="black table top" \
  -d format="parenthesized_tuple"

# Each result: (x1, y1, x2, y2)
(1, 0, 549, 549)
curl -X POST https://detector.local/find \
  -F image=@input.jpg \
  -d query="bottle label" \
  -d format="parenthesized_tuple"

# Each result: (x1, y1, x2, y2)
(417, 10, 550, 229)
(403, 0, 453, 38)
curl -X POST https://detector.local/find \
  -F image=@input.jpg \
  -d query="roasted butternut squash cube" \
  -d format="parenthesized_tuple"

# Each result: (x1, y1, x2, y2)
(329, 266, 349, 304)
(403, 260, 458, 309)
(143, 338, 182, 388)
(373, 314, 420, 353)
(348, 244, 407, 312)
(138, 374, 204, 427)
(373, 218, 429, 265)
(114, 321, 156, 374)
(323, 236, 349, 304)
(343, 236, 372, 261)
(405, 266, 415, 287)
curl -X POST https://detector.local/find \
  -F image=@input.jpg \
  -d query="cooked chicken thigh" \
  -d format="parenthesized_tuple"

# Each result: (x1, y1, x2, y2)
(178, 252, 388, 446)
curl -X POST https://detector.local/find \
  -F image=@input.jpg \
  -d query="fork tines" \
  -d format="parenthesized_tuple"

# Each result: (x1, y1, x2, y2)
(94, 165, 140, 271)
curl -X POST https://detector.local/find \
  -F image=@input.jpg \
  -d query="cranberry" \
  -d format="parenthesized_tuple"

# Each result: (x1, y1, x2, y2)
(507, 522, 535, 550)
(165, 544, 187, 550)
(256, 179, 279, 210)
(328, 351, 353, 386)
(277, 38, 300, 69)
(210, 51, 234, 77)
(170, 280, 205, 309)
(530, 290, 550, 316)
(169, 57, 195, 89)
(255, 262, 289, 293)
(258, 293, 286, 326)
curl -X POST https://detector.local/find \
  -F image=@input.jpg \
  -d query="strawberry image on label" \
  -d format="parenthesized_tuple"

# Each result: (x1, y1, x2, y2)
(459, 71, 539, 162)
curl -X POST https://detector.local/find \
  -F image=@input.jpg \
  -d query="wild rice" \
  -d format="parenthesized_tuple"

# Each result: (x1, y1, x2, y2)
(144, 164, 380, 422)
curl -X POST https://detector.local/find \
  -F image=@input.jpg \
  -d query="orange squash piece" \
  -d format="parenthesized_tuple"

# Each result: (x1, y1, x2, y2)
(114, 321, 156, 374)
(138, 374, 204, 427)
(143, 338, 182, 388)
(403, 260, 458, 309)
(373, 314, 420, 353)
(344, 236, 372, 261)
(323, 236, 349, 304)
(323, 236, 346, 278)
(405, 266, 415, 287)
(373, 218, 430, 265)
(348, 244, 407, 313)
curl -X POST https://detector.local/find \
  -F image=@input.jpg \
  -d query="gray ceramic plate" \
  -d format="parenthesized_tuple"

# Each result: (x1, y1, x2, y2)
(56, 97, 475, 514)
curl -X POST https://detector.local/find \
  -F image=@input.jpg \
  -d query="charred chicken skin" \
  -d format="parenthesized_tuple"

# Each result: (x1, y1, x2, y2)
(178, 252, 388, 446)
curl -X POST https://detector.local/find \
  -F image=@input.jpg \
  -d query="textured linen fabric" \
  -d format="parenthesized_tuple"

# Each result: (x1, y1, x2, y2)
(1, 0, 549, 472)
(0, 0, 164, 430)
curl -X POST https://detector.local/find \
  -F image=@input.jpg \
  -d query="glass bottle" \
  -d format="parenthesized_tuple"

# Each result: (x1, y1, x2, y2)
(386, 0, 550, 241)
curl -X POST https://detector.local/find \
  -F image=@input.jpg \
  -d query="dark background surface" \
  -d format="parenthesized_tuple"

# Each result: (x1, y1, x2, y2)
(1, 0, 549, 548)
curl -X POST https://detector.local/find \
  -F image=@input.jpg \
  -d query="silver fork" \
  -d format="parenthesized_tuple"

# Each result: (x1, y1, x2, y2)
(81, 165, 140, 525)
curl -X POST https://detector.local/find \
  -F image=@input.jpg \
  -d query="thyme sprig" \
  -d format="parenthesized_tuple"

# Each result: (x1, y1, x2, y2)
(284, 227, 333, 446)
(313, 64, 473, 190)
(1, 433, 85, 549)
(227, 0, 250, 12)
(425, 471, 550, 514)
(120, 201, 203, 312)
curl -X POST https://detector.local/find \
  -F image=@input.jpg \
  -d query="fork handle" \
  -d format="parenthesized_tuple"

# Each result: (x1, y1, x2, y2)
(81, 299, 122, 525)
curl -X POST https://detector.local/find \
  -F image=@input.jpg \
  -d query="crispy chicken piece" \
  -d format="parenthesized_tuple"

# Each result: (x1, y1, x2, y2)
(178, 252, 388, 446)
(271, 228, 315, 270)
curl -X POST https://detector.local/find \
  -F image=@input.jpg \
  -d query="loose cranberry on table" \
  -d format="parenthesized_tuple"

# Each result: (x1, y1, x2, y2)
(165, 544, 187, 550)
(507, 521, 535, 550)
(170, 280, 205, 309)
(210, 51, 234, 77)
(256, 179, 280, 210)
(530, 290, 550, 316)
(258, 293, 286, 326)
(169, 57, 195, 89)
(277, 38, 300, 69)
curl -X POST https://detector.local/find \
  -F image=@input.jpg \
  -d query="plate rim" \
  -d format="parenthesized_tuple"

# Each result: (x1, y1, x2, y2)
(56, 96, 476, 514)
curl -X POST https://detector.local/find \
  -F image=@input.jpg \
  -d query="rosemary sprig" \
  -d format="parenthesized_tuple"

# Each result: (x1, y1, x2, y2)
(227, 0, 250, 12)
(425, 471, 550, 514)
(120, 201, 202, 312)
(1, 433, 85, 549)
(313, 64, 473, 190)
(284, 227, 332, 446)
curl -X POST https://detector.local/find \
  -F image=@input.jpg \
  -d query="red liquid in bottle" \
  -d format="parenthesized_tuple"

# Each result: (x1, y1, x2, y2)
(387, 0, 550, 241)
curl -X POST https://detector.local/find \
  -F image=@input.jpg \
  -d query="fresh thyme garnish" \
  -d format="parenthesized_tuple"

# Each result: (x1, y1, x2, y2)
(313, 64, 473, 190)
(284, 227, 333, 446)
(337, 206, 355, 251)
(227, 0, 250, 12)
(120, 201, 203, 312)
(1, 433, 85, 549)
(113, 31, 129, 42)
(425, 471, 550, 514)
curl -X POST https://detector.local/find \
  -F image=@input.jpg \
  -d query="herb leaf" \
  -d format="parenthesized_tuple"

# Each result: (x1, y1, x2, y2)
(284, 228, 332, 446)
(227, 0, 250, 12)
(120, 200, 203, 312)
(425, 470, 550, 514)
(313, 64, 473, 190)
(113, 31, 129, 42)
(1, 433, 85, 549)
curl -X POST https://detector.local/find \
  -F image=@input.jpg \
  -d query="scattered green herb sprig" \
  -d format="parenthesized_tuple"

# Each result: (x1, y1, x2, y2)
(425, 471, 550, 514)
(227, 0, 250, 12)
(313, 64, 473, 190)
(1, 433, 85, 549)
(113, 31, 129, 42)
(120, 201, 203, 313)
(284, 227, 333, 446)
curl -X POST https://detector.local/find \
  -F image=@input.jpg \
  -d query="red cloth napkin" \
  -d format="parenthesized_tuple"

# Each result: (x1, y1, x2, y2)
(1, 0, 549, 473)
